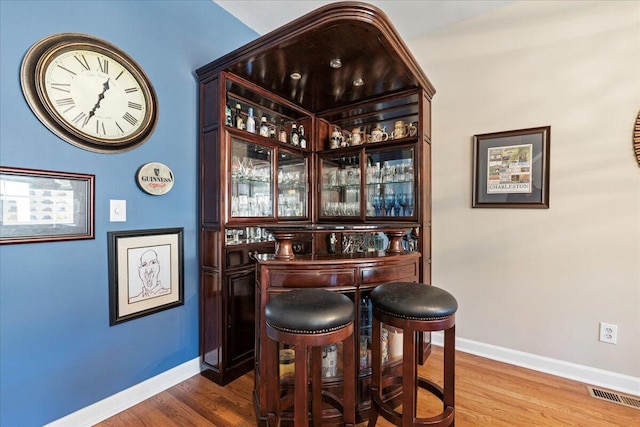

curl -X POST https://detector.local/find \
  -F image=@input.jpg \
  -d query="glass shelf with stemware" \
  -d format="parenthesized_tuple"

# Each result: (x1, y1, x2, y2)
(319, 153, 362, 219)
(365, 145, 416, 219)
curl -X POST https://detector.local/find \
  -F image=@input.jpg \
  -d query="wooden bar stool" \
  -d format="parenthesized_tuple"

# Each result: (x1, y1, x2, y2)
(368, 282, 457, 427)
(265, 288, 356, 427)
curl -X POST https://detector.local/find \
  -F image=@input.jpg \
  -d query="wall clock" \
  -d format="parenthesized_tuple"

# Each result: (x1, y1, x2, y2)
(634, 110, 640, 166)
(21, 33, 158, 153)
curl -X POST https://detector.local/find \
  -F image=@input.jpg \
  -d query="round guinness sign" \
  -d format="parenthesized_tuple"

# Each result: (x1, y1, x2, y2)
(136, 162, 174, 195)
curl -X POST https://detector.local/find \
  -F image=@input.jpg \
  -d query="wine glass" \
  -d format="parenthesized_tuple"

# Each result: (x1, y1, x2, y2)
(399, 194, 409, 216)
(231, 156, 242, 178)
(393, 195, 402, 217)
(372, 195, 383, 216)
(406, 195, 414, 216)
(384, 194, 395, 216)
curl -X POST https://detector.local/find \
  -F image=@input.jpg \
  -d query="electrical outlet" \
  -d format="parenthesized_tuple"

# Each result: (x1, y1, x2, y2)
(599, 322, 617, 344)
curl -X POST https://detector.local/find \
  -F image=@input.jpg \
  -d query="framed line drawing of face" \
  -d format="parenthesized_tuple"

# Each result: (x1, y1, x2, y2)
(108, 227, 183, 325)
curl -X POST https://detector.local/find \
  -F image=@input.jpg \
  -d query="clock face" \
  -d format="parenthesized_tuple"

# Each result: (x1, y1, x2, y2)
(42, 48, 148, 141)
(21, 34, 158, 153)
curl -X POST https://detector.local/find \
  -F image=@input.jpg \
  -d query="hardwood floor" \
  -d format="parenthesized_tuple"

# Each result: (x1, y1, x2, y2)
(96, 347, 638, 426)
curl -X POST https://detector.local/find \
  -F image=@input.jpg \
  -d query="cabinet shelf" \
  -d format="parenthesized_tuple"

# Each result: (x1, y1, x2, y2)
(322, 184, 361, 191)
(366, 178, 414, 185)
(319, 135, 419, 153)
(278, 183, 306, 191)
(232, 176, 270, 184)
(226, 125, 311, 152)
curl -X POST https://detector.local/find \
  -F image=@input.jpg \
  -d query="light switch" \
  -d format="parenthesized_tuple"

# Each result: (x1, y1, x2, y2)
(110, 199, 126, 222)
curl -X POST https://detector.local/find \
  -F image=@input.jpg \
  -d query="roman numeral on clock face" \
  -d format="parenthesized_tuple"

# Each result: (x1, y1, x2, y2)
(72, 112, 87, 125)
(123, 112, 138, 126)
(55, 98, 74, 106)
(50, 83, 71, 93)
(74, 54, 90, 71)
(96, 120, 106, 135)
(97, 57, 109, 74)
(55, 97, 75, 113)
(56, 65, 76, 77)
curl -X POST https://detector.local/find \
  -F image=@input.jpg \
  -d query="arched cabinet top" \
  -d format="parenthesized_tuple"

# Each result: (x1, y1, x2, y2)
(196, 1, 434, 114)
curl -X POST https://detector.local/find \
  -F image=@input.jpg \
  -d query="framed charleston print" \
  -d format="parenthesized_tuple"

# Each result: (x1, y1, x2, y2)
(108, 227, 184, 325)
(472, 126, 550, 208)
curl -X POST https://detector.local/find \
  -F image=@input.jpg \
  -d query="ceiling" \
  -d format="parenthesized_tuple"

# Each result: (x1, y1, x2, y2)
(214, 0, 516, 41)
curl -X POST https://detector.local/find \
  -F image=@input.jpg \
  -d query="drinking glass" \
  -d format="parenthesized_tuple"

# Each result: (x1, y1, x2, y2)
(372, 195, 382, 216)
(393, 195, 402, 217)
(399, 194, 409, 216)
(384, 194, 395, 216)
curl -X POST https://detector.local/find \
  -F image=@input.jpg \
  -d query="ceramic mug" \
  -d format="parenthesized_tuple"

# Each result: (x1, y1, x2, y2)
(351, 128, 363, 145)
(408, 122, 418, 137)
(371, 126, 388, 142)
(330, 127, 342, 149)
(393, 120, 408, 139)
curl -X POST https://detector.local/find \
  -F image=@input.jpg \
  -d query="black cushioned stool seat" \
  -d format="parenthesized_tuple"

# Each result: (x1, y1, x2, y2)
(368, 282, 458, 427)
(265, 288, 356, 427)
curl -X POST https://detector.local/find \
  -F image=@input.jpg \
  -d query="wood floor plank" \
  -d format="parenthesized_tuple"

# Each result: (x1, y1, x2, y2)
(167, 375, 255, 426)
(95, 347, 639, 426)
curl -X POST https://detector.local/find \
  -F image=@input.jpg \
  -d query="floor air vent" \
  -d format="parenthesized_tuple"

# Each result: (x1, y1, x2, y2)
(587, 386, 640, 410)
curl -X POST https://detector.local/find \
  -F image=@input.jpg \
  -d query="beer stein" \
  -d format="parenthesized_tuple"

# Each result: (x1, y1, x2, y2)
(351, 127, 363, 145)
(393, 120, 409, 139)
(330, 127, 342, 149)
(370, 126, 388, 142)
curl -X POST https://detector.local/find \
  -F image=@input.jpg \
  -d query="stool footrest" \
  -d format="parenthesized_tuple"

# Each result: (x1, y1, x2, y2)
(417, 377, 444, 400)
(371, 377, 448, 425)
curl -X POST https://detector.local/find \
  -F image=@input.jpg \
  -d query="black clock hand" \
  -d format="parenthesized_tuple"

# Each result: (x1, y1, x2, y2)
(83, 78, 111, 127)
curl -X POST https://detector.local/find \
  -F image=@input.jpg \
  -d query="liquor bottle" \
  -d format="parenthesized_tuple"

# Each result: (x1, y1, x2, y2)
(299, 124, 307, 149)
(290, 123, 299, 146)
(225, 100, 232, 126)
(259, 115, 269, 137)
(246, 107, 256, 133)
(234, 103, 244, 130)
(278, 120, 287, 143)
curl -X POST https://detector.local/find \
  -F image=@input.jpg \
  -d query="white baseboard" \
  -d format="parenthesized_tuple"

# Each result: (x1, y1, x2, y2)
(44, 357, 201, 427)
(431, 332, 640, 397)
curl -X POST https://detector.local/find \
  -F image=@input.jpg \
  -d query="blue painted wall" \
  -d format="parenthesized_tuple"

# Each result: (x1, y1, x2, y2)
(0, 1, 257, 425)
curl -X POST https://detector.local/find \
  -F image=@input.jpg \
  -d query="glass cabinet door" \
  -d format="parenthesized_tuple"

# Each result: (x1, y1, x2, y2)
(320, 153, 361, 218)
(230, 137, 273, 218)
(365, 146, 415, 218)
(277, 150, 307, 218)
(359, 293, 373, 374)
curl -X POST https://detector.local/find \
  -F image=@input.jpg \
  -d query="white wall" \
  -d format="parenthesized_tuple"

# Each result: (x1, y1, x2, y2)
(411, 0, 640, 379)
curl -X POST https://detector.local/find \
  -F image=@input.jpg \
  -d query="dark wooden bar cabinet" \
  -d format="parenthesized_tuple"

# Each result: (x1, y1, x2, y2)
(195, 1, 435, 418)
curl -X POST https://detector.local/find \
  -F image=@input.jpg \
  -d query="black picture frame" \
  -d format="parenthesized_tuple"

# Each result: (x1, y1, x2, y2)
(472, 126, 550, 208)
(108, 228, 184, 325)
(0, 166, 95, 244)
